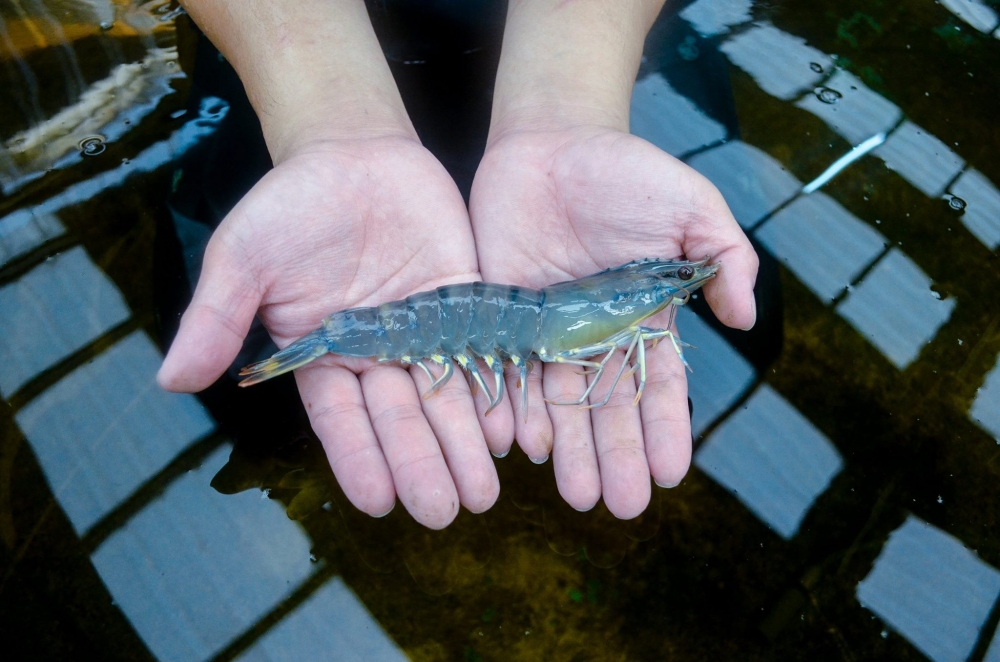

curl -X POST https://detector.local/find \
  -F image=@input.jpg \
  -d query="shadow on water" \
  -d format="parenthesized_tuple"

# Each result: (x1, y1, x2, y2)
(2, 0, 1000, 660)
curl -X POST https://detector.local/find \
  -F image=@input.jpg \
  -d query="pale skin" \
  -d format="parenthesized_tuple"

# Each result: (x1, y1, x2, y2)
(159, 0, 758, 528)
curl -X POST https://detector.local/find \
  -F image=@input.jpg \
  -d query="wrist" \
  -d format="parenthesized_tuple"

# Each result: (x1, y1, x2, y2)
(180, 0, 416, 163)
(487, 0, 665, 145)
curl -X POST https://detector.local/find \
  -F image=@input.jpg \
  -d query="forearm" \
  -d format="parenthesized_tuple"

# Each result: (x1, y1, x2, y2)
(489, 0, 665, 142)
(179, 0, 415, 162)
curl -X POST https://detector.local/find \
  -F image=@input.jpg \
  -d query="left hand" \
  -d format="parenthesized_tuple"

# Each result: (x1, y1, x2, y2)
(469, 125, 758, 519)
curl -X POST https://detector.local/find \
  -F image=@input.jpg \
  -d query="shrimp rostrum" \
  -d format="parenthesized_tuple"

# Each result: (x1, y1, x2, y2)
(239, 258, 718, 415)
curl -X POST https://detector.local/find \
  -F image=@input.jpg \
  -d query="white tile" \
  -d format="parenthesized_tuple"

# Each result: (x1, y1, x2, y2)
(836, 249, 956, 369)
(874, 121, 965, 197)
(236, 577, 407, 662)
(970, 353, 1000, 441)
(694, 384, 843, 539)
(91, 444, 315, 662)
(677, 307, 756, 436)
(857, 516, 1000, 662)
(679, 0, 753, 37)
(950, 168, 1000, 250)
(0, 246, 131, 396)
(630, 73, 727, 157)
(755, 193, 886, 302)
(939, 0, 999, 33)
(720, 23, 833, 100)
(0, 208, 64, 267)
(985, 623, 1000, 662)
(794, 69, 902, 145)
(686, 140, 802, 229)
(15, 331, 216, 535)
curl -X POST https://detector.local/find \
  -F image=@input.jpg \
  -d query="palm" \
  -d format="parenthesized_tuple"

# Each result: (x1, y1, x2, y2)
(470, 127, 757, 518)
(161, 136, 514, 528)
(222, 138, 479, 342)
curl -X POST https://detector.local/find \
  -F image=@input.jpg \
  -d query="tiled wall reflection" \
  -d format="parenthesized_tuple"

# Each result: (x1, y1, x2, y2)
(632, 1, 1000, 657)
(1, 52, 404, 658)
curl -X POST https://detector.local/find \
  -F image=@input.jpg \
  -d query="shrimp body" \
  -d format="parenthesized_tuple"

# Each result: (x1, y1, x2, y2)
(239, 258, 718, 414)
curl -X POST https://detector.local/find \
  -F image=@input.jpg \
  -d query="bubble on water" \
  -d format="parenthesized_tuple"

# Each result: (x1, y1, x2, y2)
(809, 62, 824, 73)
(947, 195, 966, 211)
(677, 35, 699, 61)
(99, 21, 113, 31)
(78, 136, 106, 156)
(881, 630, 888, 639)
(814, 87, 842, 104)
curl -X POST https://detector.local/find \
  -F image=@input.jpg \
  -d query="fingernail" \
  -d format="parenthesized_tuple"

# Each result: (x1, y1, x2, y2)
(492, 448, 510, 459)
(740, 295, 757, 331)
(530, 454, 549, 465)
(655, 478, 681, 489)
(372, 501, 395, 518)
(573, 505, 594, 512)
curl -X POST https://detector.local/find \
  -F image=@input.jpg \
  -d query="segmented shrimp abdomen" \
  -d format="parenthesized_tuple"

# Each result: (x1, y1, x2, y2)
(467, 282, 508, 357)
(321, 307, 380, 356)
(436, 283, 476, 356)
(496, 286, 544, 360)
(374, 299, 415, 361)
(405, 290, 443, 358)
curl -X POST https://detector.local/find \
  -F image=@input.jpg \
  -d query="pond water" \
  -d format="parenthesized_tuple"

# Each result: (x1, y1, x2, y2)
(1, 0, 999, 660)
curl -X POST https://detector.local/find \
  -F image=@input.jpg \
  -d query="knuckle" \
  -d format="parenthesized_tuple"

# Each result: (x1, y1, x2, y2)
(372, 403, 425, 430)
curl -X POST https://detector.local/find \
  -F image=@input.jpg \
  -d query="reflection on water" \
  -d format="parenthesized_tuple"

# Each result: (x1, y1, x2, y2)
(694, 384, 843, 540)
(684, 140, 800, 229)
(857, 516, 1000, 662)
(837, 248, 957, 370)
(0, 0, 184, 194)
(2, 0, 1000, 660)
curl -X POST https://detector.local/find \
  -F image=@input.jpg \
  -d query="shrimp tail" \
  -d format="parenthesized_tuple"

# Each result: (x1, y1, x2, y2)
(238, 330, 328, 386)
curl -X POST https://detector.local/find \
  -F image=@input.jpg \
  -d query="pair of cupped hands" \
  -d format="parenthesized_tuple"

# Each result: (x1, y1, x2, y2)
(159, 124, 757, 528)
(158, 1, 757, 530)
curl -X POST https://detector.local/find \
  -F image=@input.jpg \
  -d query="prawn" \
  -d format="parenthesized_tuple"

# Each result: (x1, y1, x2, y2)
(239, 258, 718, 416)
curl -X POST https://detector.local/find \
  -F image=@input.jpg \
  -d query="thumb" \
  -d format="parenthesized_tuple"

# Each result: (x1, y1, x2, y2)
(157, 238, 262, 392)
(680, 185, 759, 331)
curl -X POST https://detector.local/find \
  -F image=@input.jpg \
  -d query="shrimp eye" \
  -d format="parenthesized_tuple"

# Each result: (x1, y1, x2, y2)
(677, 265, 695, 280)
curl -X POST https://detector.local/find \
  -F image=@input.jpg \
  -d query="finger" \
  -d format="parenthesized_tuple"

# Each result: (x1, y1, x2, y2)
(468, 363, 516, 460)
(637, 323, 692, 488)
(588, 350, 650, 519)
(543, 362, 601, 511)
(504, 362, 553, 461)
(702, 242, 758, 331)
(295, 364, 396, 517)
(411, 364, 500, 514)
(361, 365, 459, 529)
(158, 236, 262, 392)
(682, 182, 759, 331)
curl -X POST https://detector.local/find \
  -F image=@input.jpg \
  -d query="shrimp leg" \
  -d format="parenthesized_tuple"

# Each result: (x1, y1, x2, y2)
(510, 355, 531, 421)
(455, 353, 496, 408)
(483, 353, 506, 415)
(420, 354, 455, 400)
(630, 326, 695, 406)
(583, 328, 643, 409)
(545, 343, 620, 406)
